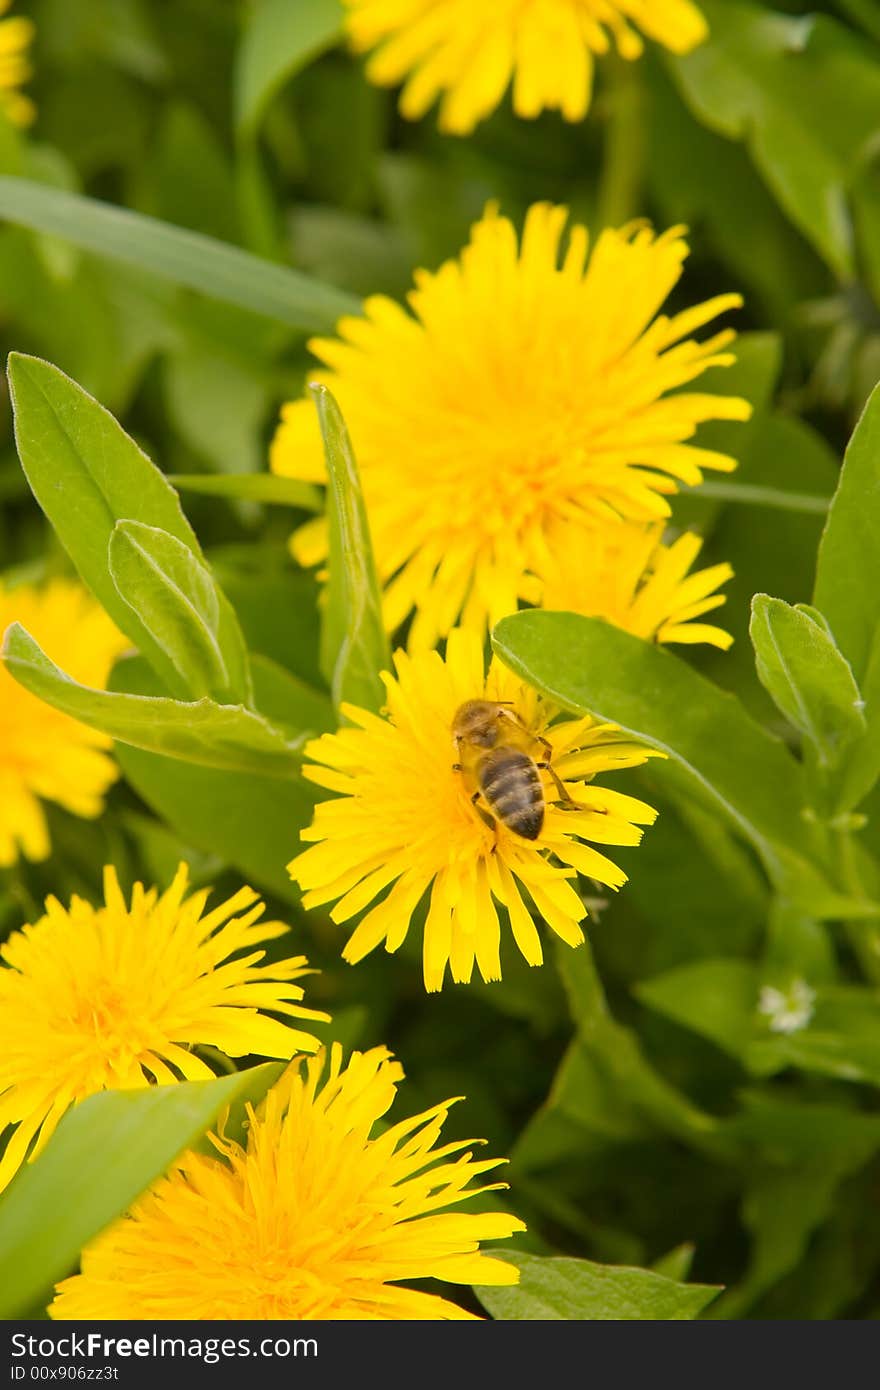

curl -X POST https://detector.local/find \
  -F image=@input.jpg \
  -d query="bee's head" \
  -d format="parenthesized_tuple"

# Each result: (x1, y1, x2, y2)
(452, 699, 504, 748)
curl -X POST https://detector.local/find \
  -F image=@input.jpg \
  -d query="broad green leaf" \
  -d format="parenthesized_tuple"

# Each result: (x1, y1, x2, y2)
(0, 179, 359, 332)
(492, 611, 821, 892)
(8, 352, 202, 693)
(110, 654, 328, 905)
(2, 624, 305, 778)
(475, 1253, 721, 1321)
(667, 1, 880, 276)
(636, 959, 759, 1060)
(109, 520, 253, 705)
(313, 384, 390, 713)
(0, 1063, 282, 1318)
(235, 0, 344, 137)
(170, 473, 322, 510)
(749, 595, 866, 772)
(814, 386, 880, 811)
(814, 383, 880, 682)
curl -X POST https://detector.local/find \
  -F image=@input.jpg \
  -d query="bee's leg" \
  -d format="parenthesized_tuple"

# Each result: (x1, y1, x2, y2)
(537, 760, 592, 812)
(469, 788, 498, 844)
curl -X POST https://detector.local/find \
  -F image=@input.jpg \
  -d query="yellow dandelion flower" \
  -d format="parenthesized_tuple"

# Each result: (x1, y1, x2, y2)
(271, 204, 750, 650)
(51, 1043, 525, 1320)
(343, 0, 708, 134)
(0, 0, 35, 128)
(290, 629, 659, 993)
(0, 863, 329, 1193)
(526, 519, 734, 651)
(0, 578, 128, 867)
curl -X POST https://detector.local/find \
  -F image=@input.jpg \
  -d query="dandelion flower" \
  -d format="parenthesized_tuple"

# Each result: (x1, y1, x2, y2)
(272, 204, 750, 649)
(51, 1043, 524, 1320)
(290, 629, 658, 992)
(0, 578, 128, 867)
(343, 0, 708, 134)
(527, 520, 734, 650)
(0, 864, 329, 1192)
(0, 1, 35, 128)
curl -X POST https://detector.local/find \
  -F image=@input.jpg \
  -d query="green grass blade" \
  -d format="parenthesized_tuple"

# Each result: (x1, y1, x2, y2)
(0, 178, 360, 332)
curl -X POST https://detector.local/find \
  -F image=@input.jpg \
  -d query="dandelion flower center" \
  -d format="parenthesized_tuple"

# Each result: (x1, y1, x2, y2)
(272, 204, 750, 648)
(50, 1045, 525, 1321)
(0, 864, 329, 1192)
(291, 630, 660, 992)
(344, 0, 708, 133)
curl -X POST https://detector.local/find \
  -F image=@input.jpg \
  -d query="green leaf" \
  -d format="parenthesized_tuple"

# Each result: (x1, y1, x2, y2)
(814, 383, 880, 684)
(8, 352, 202, 694)
(667, 1, 880, 276)
(0, 179, 359, 332)
(110, 654, 327, 905)
(636, 959, 759, 1060)
(492, 611, 821, 893)
(1, 624, 305, 778)
(109, 520, 253, 705)
(169, 473, 322, 510)
(749, 595, 866, 772)
(814, 386, 880, 812)
(235, 0, 344, 138)
(475, 1253, 721, 1321)
(312, 384, 390, 713)
(0, 1063, 282, 1318)
(717, 1095, 880, 1316)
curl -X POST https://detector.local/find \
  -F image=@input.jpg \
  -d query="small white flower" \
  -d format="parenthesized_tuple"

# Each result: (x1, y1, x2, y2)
(758, 980, 816, 1035)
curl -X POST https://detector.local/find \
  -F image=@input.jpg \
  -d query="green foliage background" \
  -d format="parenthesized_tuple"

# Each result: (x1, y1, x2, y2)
(2, 0, 880, 1320)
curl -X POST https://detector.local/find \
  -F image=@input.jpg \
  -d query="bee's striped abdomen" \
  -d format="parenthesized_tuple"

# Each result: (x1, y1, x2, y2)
(478, 748, 544, 841)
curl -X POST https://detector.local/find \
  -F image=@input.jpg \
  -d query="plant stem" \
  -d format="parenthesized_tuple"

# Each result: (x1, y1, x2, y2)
(596, 58, 646, 230)
(833, 825, 880, 984)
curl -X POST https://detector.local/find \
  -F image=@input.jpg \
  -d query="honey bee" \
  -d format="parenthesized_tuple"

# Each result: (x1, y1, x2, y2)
(451, 699, 575, 842)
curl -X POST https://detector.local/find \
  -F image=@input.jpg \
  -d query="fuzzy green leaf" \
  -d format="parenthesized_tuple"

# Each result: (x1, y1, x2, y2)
(110, 653, 330, 905)
(7, 352, 203, 697)
(109, 520, 253, 705)
(313, 384, 390, 713)
(1, 624, 305, 777)
(814, 385, 880, 811)
(814, 383, 880, 682)
(476, 1253, 721, 1320)
(750, 594, 866, 770)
